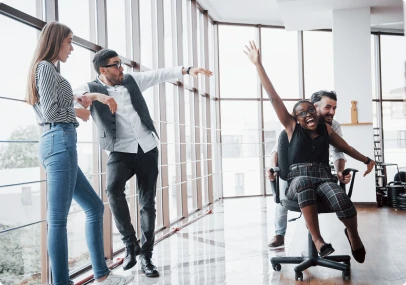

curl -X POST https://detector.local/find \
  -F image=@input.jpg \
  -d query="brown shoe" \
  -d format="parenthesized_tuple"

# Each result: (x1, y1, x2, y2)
(268, 235, 284, 248)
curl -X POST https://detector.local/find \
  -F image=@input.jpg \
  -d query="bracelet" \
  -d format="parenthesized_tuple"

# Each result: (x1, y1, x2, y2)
(364, 157, 371, 164)
(187, 66, 192, 75)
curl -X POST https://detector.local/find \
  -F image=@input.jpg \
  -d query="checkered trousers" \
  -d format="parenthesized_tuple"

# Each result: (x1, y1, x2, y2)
(285, 162, 357, 219)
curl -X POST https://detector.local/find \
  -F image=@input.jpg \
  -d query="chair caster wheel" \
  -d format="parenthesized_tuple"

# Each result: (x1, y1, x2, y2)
(295, 271, 303, 281)
(272, 263, 281, 271)
(342, 270, 351, 280)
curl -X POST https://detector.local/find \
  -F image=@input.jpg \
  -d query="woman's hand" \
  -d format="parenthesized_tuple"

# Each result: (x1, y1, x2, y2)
(243, 41, 260, 65)
(97, 94, 117, 114)
(74, 94, 92, 108)
(364, 160, 375, 177)
(75, 108, 91, 122)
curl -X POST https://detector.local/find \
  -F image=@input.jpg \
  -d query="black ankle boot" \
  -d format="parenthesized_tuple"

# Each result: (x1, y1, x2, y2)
(123, 243, 140, 270)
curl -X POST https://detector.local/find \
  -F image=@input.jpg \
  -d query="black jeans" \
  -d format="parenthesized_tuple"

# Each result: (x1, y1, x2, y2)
(106, 146, 158, 255)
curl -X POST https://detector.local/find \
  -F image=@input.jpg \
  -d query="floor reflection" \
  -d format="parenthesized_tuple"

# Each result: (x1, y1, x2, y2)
(93, 196, 300, 285)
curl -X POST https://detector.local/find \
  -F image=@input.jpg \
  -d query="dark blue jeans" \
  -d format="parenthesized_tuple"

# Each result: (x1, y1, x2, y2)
(39, 123, 109, 284)
(106, 146, 158, 256)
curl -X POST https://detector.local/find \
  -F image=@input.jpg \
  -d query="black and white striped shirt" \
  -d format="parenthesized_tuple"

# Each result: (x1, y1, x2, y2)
(34, 61, 79, 127)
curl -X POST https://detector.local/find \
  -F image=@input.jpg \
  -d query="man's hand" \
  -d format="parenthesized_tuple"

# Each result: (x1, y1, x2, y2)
(74, 94, 92, 108)
(266, 169, 277, 181)
(337, 171, 352, 184)
(186, 67, 213, 79)
(243, 41, 260, 65)
(97, 94, 117, 114)
(75, 108, 91, 122)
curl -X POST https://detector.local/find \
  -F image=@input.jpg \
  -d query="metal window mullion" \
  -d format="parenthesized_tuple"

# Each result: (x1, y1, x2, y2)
(155, 0, 170, 227)
(256, 25, 266, 196)
(203, 10, 213, 204)
(375, 34, 384, 162)
(96, 0, 107, 48)
(44, 0, 58, 22)
(191, 0, 202, 210)
(213, 23, 224, 198)
(175, 0, 189, 218)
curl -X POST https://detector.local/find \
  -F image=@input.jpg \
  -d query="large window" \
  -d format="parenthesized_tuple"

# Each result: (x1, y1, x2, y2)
(378, 35, 406, 170)
(303, 31, 334, 97)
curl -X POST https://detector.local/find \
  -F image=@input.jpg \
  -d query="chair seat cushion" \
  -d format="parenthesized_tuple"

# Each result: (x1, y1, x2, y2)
(281, 199, 334, 214)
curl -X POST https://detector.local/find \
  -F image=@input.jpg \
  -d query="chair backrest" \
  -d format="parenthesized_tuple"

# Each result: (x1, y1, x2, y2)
(277, 130, 290, 181)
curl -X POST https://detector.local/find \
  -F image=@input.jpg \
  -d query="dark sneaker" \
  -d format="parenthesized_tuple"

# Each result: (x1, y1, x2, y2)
(268, 235, 285, 248)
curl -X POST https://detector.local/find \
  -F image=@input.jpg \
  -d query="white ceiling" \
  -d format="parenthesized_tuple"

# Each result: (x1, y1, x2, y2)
(198, 0, 404, 32)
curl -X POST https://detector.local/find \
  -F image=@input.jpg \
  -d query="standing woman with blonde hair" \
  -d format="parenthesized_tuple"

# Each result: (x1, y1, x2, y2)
(27, 22, 131, 285)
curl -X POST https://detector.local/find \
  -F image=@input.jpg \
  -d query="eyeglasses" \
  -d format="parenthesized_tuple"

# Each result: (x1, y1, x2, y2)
(296, 106, 316, 118)
(102, 62, 122, 69)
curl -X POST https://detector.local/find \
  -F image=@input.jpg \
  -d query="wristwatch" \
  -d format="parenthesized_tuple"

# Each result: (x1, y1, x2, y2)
(364, 157, 371, 164)
(187, 66, 192, 75)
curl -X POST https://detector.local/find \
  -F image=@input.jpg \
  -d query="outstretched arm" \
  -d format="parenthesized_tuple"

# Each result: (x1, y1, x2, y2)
(327, 124, 375, 176)
(244, 41, 296, 134)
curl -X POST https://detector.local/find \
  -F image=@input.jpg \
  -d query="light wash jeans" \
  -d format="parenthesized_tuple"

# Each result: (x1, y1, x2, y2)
(39, 123, 110, 285)
(275, 179, 289, 236)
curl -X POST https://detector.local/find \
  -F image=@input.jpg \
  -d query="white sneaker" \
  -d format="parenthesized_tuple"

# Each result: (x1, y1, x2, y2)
(94, 273, 134, 285)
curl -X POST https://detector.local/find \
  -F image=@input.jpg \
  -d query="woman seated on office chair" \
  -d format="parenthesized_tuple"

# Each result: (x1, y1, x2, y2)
(244, 41, 374, 263)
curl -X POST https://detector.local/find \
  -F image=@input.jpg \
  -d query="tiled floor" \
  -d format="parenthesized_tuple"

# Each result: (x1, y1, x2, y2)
(89, 197, 406, 285)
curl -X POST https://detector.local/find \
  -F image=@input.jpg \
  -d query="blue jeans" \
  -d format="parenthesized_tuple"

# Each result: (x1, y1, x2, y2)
(275, 179, 289, 236)
(275, 203, 288, 236)
(39, 123, 109, 285)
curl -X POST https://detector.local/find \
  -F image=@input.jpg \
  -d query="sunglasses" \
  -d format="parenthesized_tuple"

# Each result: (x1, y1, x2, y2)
(295, 106, 316, 118)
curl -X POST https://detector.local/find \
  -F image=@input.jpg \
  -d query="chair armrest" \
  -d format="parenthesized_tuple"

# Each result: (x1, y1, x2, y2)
(341, 168, 358, 198)
(269, 167, 281, 204)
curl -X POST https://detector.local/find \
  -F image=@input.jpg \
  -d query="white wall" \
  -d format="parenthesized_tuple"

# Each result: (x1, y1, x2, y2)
(333, 8, 376, 202)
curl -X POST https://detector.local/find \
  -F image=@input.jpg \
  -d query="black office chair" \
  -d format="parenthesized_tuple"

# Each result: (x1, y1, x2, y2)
(269, 130, 358, 281)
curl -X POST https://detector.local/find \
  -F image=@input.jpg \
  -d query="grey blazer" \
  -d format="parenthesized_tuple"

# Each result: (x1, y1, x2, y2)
(88, 74, 158, 151)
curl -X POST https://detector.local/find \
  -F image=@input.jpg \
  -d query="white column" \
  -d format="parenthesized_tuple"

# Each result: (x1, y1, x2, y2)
(333, 8, 375, 202)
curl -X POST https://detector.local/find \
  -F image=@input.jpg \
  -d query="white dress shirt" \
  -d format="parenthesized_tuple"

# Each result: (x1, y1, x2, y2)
(270, 119, 346, 162)
(74, 66, 183, 154)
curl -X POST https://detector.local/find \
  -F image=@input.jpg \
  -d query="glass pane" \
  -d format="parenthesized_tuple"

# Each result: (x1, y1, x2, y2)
(2, 0, 41, 19)
(0, 16, 38, 100)
(0, 222, 43, 284)
(0, 181, 43, 226)
(59, 0, 93, 42)
(219, 25, 257, 98)
(381, 35, 405, 100)
(220, 101, 261, 196)
(0, 143, 40, 185)
(164, 0, 175, 67)
(303, 31, 334, 98)
(106, 0, 130, 57)
(262, 28, 300, 99)
(0, 99, 40, 141)
(382, 102, 406, 171)
(140, 0, 154, 67)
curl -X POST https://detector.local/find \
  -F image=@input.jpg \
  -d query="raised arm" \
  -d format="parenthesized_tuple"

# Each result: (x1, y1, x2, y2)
(244, 41, 296, 134)
(327, 124, 375, 176)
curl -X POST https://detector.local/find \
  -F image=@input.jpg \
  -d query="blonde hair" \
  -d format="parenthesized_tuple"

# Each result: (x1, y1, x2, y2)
(26, 22, 72, 105)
